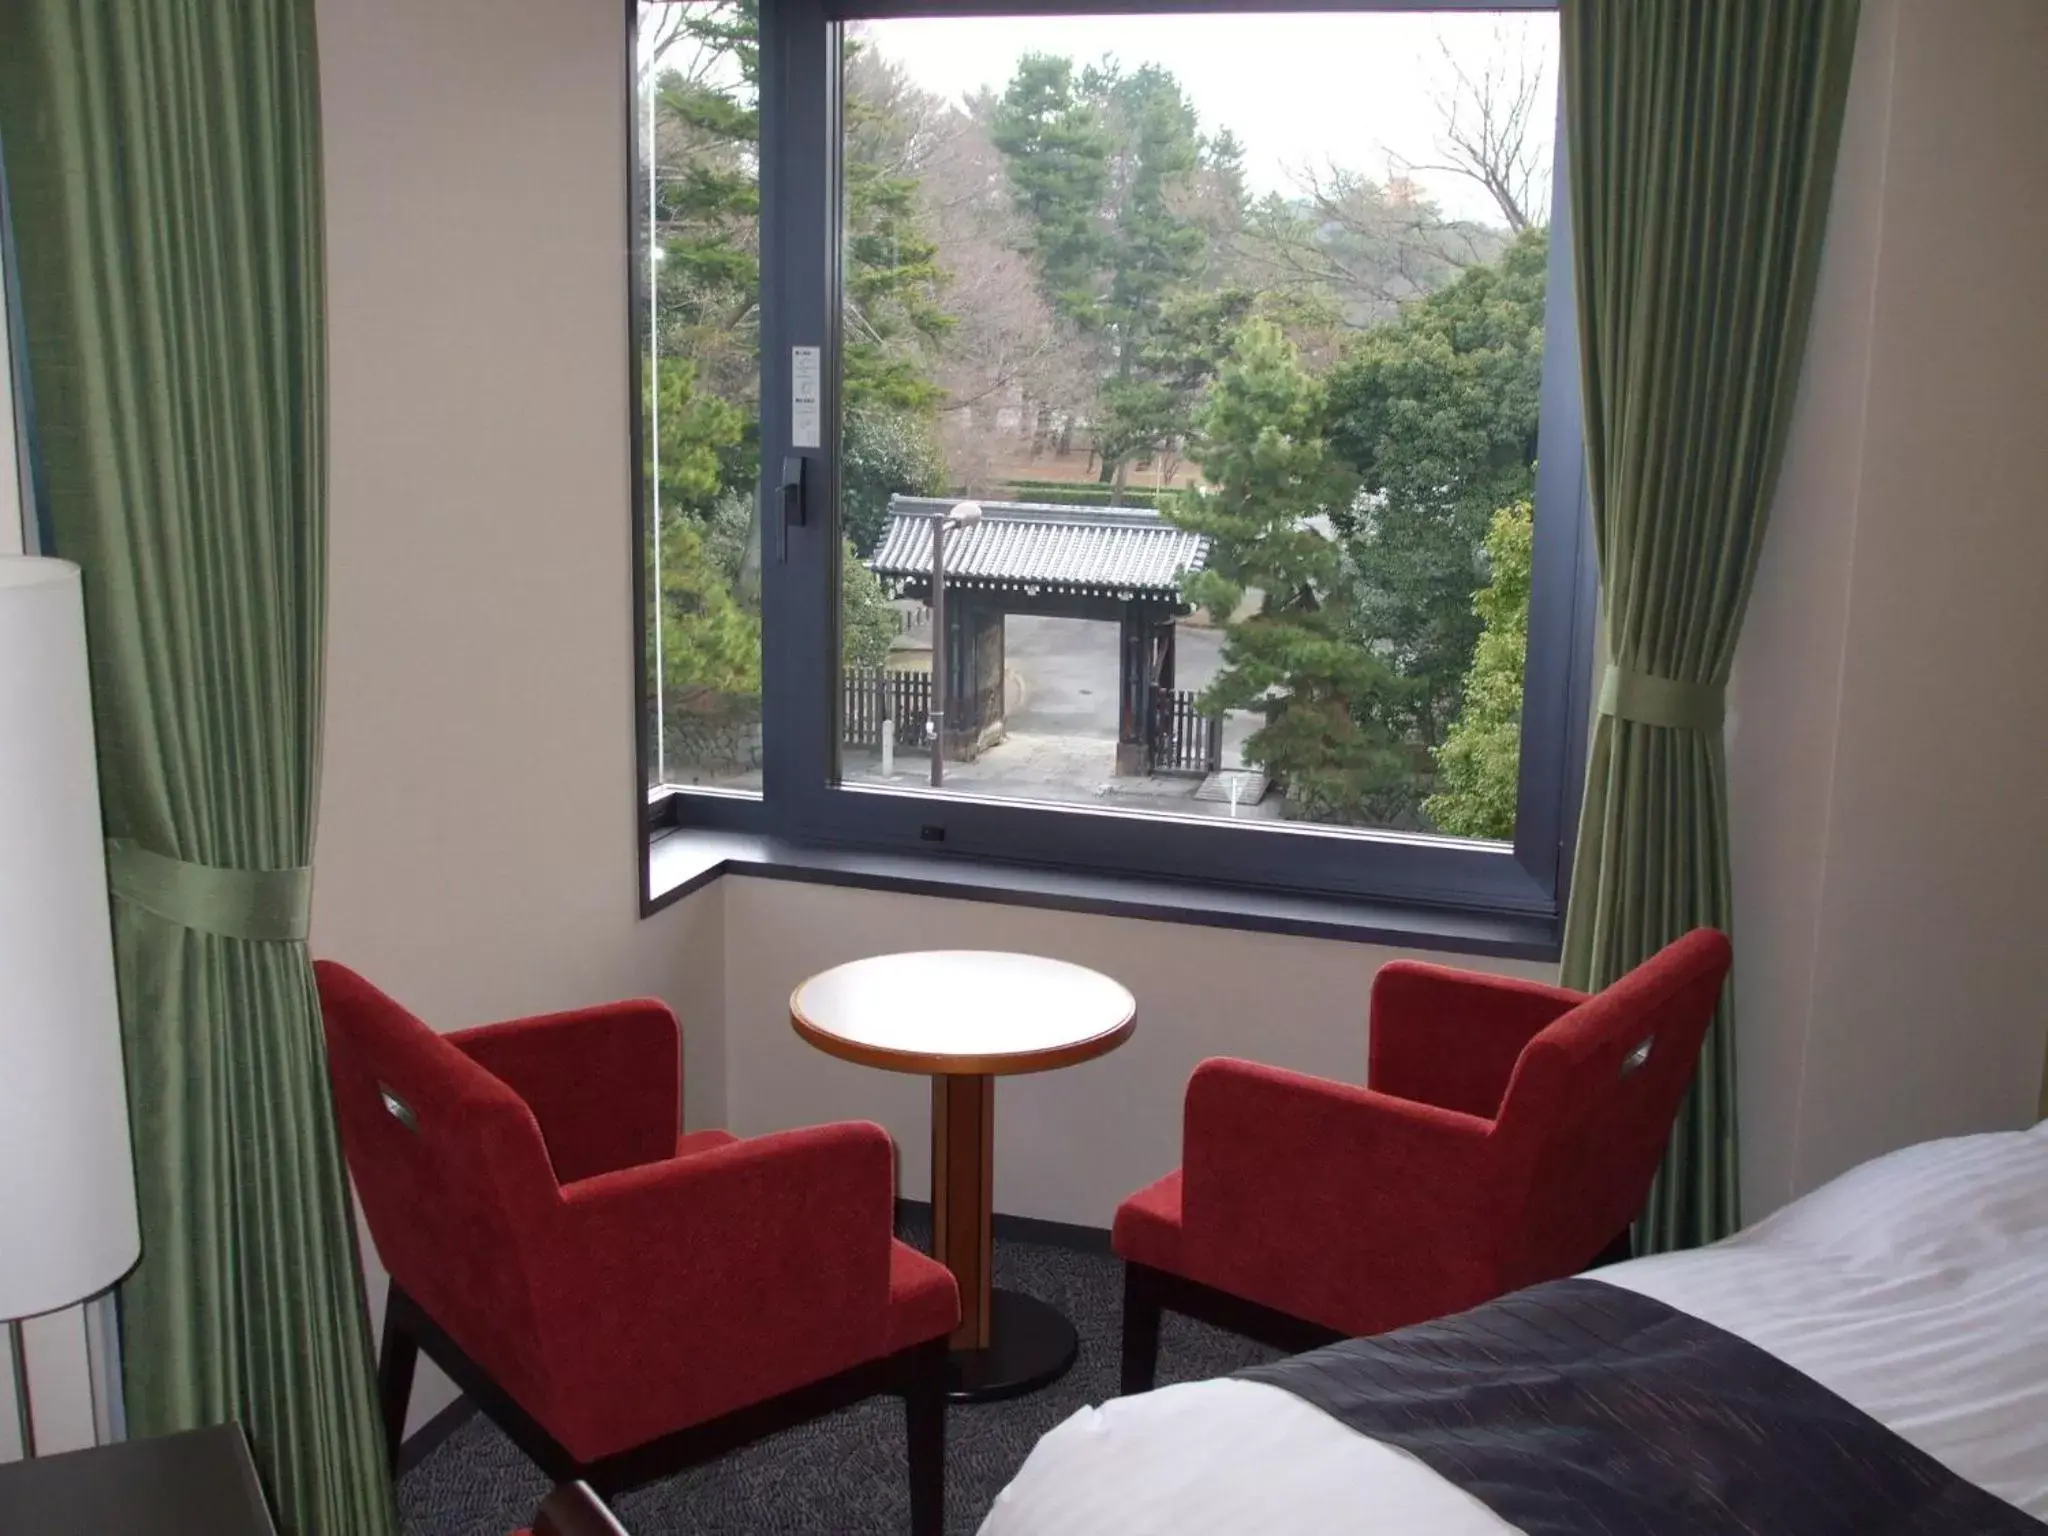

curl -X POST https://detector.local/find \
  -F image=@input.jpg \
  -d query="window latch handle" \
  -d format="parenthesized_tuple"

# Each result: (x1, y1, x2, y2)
(777, 454, 807, 563)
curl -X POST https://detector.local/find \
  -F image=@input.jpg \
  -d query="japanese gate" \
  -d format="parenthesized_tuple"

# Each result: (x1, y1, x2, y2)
(870, 498, 1217, 774)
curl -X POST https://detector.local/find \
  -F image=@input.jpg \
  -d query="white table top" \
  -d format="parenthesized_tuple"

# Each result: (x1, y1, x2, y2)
(789, 950, 1136, 1076)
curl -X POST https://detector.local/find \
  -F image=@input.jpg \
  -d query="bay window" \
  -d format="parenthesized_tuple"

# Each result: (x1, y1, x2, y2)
(634, 0, 1591, 942)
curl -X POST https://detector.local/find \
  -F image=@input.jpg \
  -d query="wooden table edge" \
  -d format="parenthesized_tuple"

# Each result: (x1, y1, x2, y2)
(787, 1003, 1136, 1077)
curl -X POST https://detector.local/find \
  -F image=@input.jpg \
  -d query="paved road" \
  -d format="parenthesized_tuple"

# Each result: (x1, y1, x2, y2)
(1003, 615, 1219, 732)
(1004, 615, 1250, 767)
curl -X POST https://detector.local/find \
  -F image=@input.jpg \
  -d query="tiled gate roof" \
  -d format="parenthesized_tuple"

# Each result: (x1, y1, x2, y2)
(870, 498, 1209, 602)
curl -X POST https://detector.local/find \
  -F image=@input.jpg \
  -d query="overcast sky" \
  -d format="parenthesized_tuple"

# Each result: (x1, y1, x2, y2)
(854, 11, 1557, 228)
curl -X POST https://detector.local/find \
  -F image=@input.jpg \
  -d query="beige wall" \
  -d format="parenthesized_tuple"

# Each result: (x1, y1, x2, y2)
(312, 0, 725, 1430)
(723, 879, 1551, 1228)
(1729, 0, 2048, 1212)
(308, 0, 2048, 1434)
(1724, 0, 1895, 1224)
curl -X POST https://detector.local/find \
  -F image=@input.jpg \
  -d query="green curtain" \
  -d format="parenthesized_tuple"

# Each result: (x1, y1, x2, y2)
(0, 6, 396, 1533)
(1559, 0, 1861, 1252)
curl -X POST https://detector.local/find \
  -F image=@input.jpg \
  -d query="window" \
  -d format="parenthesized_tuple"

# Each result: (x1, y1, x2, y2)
(635, 0, 1592, 927)
(637, 2, 765, 793)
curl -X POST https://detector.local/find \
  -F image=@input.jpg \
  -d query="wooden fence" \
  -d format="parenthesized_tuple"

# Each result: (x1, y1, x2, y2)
(1150, 687, 1224, 775)
(843, 667, 932, 749)
(844, 669, 1219, 775)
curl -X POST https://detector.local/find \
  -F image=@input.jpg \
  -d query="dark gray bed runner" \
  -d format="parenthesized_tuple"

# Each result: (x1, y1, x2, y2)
(1240, 1276, 2043, 1535)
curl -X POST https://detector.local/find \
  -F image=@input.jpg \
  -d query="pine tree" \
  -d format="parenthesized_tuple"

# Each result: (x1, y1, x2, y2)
(843, 46, 955, 413)
(648, 1, 762, 417)
(989, 55, 1111, 325)
(1090, 64, 1213, 482)
(650, 359, 746, 519)
(1172, 322, 1411, 821)
(993, 57, 1220, 487)
(1200, 127, 1249, 232)
(656, 516, 762, 699)
(653, 16, 950, 425)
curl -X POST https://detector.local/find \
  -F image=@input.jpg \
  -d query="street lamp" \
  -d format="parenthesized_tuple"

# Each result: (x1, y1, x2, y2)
(928, 500, 983, 787)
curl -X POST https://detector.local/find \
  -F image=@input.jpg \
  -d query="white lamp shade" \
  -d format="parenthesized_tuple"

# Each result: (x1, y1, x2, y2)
(0, 558, 140, 1320)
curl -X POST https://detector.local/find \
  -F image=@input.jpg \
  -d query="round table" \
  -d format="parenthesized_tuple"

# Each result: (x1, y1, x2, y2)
(790, 950, 1136, 1401)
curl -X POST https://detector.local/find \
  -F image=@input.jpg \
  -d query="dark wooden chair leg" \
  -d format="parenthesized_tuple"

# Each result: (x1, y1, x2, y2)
(1120, 1262, 1164, 1396)
(378, 1287, 421, 1472)
(905, 1339, 947, 1536)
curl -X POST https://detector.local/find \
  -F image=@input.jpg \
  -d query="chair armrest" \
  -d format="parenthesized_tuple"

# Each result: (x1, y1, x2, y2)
(1368, 962, 1585, 1119)
(1181, 1058, 1509, 1335)
(452, 1000, 680, 1184)
(531, 1122, 900, 1458)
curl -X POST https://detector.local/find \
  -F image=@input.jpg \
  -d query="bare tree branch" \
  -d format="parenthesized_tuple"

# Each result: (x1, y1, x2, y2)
(1228, 163, 1506, 333)
(1395, 25, 1549, 234)
(638, 2, 748, 90)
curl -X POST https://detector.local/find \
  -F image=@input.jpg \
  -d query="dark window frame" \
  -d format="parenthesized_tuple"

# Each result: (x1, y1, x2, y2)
(632, 0, 1594, 943)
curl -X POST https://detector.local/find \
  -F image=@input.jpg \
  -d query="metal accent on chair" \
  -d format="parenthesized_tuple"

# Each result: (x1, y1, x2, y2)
(534, 1482, 630, 1536)
(378, 1085, 419, 1132)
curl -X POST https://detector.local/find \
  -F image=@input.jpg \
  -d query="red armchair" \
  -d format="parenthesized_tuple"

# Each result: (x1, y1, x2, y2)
(315, 963, 958, 1533)
(1113, 929, 1732, 1391)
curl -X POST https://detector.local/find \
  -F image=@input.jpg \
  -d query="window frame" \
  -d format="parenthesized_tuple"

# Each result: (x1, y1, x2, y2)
(633, 0, 1594, 938)
(1, 132, 39, 555)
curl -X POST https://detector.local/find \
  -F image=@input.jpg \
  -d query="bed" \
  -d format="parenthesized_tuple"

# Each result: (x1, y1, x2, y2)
(980, 1121, 2048, 1534)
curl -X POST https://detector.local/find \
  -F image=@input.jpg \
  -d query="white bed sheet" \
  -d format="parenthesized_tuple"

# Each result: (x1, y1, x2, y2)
(980, 1121, 2048, 1535)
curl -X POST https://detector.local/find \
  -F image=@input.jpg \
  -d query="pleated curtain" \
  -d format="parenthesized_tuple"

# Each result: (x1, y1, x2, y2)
(0, 4, 397, 1531)
(1558, 0, 1862, 1251)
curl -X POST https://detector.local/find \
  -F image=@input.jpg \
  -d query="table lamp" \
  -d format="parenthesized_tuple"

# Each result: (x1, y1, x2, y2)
(0, 558, 140, 1458)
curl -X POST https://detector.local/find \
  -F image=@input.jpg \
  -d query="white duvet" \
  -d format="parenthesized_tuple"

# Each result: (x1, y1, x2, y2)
(981, 1121, 2048, 1535)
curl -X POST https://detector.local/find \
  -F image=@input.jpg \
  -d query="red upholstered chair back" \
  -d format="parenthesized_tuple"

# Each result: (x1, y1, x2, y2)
(1491, 929, 1731, 1284)
(315, 962, 558, 1408)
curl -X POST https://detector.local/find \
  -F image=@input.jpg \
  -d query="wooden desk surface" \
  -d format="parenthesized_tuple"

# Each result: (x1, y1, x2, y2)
(0, 1423, 276, 1533)
(790, 949, 1136, 1076)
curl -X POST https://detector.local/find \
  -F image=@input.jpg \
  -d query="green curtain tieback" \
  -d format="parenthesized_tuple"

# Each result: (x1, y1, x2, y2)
(1598, 664, 1725, 733)
(104, 839, 312, 943)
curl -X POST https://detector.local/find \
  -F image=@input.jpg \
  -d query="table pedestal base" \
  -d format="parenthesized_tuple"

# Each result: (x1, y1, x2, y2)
(931, 1073, 1082, 1400)
(943, 1288, 1079, 1402)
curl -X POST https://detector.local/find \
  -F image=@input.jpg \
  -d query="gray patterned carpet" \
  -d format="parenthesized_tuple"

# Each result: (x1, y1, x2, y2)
(399, 1220, 1279, 1536)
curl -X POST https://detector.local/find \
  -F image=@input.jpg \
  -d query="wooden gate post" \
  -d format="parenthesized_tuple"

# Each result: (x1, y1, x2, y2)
(1116, 604, 1147, 777)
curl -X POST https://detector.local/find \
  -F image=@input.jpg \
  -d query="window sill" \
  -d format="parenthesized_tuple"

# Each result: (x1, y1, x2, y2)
(647, 828, 1560, 962)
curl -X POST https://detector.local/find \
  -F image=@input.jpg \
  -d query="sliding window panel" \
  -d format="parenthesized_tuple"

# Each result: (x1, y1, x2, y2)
(824, 6, 1579, 903)
(635, 2, 768, 800)
(831, 10, 1566, 851)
